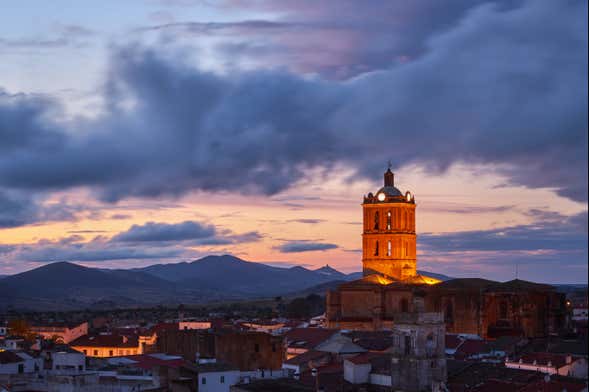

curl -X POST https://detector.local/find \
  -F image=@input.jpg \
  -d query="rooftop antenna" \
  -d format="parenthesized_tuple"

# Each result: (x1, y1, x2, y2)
(515, 260, 519, 280)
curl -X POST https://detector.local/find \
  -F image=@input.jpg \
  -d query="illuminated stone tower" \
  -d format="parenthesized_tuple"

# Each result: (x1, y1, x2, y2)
(362, 168, 416, 280)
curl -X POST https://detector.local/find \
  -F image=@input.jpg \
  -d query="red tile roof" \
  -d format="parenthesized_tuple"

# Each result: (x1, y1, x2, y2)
(70, 334, 139, 348)
(150, 322, 178, 335)
(0, 350, 23, 364)
(516, 352, 569, 368)
(120, 354, 186, 370)
(284, 350, 330, 366)
(346, 352, 387, 365)
(519, 379, 587, 392)
(455, 339, 489, 358)
(285, 328, 339, 350)
(470, 379, 524, 392)
(445, 334, 464, 350)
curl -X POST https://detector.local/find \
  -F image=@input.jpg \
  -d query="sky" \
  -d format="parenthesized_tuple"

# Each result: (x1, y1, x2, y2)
(0, 0, 587, 283)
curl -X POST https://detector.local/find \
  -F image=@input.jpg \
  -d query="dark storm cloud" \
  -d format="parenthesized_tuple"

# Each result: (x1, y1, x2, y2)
(276, 241, 339, 253)
(0, 190, 81, 228)
(0, 0, 586, 217)
(152, 0, 523, 79)
(0, 191, 38, 228)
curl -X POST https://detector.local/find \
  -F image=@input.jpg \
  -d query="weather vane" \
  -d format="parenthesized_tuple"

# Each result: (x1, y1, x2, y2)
(387, 160, 392, 170)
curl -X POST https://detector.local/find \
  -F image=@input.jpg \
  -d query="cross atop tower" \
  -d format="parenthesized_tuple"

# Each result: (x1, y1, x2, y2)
(384, 167, 395, 187)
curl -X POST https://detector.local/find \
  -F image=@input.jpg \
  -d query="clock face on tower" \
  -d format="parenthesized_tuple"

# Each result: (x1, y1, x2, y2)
(377, 192, 386, 201)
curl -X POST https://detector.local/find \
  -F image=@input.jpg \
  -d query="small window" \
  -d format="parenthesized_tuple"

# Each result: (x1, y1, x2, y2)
(93, 350, 98, 356)
(387, 211, 391, 230)
(83, 349, 87, 355)
(374, 241, 379, 256)
(109, 350, 114, 357)
(202, 377, 206, 385)
(374, 211, 380, 230)
(254, 343, 260, 353)
(499, 301, 508, 319)
(387, 240, 392, 256)
(220, 375, 225, 383)
(445, 302, 454, 324)
(400, 298, 409, 313)
(404, 336, 411, 356)
(272, 343, 276, 352)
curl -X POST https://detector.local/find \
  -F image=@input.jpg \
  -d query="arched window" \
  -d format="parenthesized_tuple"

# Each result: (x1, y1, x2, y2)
(499, 301, 508, 319)
(404, 335, 412, 355)
(400, 298, 409, 312)
(404, 241, 408, 256)
(374, 211, 379, 230)
(445, 301, 454, 324)
(374, 241, 379, 256)
(387, 240, 392, 256)
(386, 210, 391, 230)
(426, 333, 435, 356)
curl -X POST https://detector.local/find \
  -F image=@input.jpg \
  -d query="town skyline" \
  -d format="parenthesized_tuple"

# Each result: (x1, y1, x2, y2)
(1, 1, 587, 284)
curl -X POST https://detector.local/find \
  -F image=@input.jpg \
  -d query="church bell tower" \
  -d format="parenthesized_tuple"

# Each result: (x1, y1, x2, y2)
(362, 168, 417, 280)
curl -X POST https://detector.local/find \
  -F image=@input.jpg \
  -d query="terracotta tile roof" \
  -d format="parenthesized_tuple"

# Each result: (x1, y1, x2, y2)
(150, 322, 178, 334)
(516, 352, 570, 368)
(119, 353, 185, 370)
(445, 334, 464, 350)
(283, 350, 329, 366)
(470, 379, 524, 392)
(285, 328, 339, 350)
(70, 334, 138, 348)
(0, 350, 23, 364)
(519, 379, 587, 392)
(435, 278, 496, 290)
(455, 339, 489, 358)
(346, 351, 387, 365)
(487, 279, 554, 292)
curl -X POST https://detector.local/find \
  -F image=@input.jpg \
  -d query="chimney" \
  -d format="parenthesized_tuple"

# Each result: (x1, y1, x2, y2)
(384, 169, 394, 187)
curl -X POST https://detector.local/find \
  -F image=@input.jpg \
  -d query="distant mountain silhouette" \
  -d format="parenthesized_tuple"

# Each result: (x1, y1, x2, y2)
(135, 255, 341, 296)
(0, 256, 351, 310)
(314, 265, 348, 280)
(0, 256, 474, 311)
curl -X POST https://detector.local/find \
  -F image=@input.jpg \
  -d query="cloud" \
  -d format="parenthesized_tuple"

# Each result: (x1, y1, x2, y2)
(2, 219, 261, 263)
(418, 211, 588, 282)
(111, 220, 262, 246)
(113, 220, 216, 242)
(288, 218, 325, 224)
(8, 234, 186, 263)
(0, 0, 586, 218)
(275, 241, 338, 253)
(420, 211, 587, 253)
(0, 190, 82, 228)
(149, 1, 517, 79)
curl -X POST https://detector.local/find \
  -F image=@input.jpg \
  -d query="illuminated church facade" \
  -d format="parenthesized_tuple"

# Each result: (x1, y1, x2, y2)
(326, 169, 566, 337)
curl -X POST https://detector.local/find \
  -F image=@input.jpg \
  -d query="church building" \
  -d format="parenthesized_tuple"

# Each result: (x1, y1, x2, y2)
(326, 169, 566, 338)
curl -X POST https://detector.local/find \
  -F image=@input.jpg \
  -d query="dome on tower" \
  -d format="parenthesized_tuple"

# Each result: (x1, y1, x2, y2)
(363, 167, 415, 204)
(375, 185, 403, 197)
